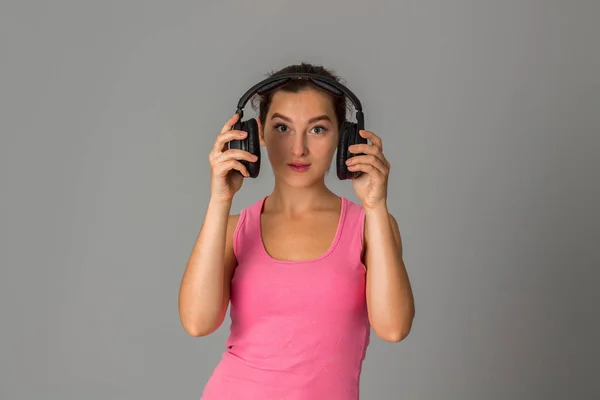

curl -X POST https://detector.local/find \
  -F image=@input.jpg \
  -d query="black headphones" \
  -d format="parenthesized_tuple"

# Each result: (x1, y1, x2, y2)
(228, 72, 367, 180)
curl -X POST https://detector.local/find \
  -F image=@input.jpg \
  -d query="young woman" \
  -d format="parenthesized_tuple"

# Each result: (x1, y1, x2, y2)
(178, 63, 415, 399)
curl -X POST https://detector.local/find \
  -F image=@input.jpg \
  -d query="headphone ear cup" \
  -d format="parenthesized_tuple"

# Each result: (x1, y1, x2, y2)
(242, 118, 261, 178)
(228, 117, 261, 178)
(337, 121, 367, 180)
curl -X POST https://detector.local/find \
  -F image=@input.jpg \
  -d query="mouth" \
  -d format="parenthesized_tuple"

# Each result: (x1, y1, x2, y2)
(287, 163, 311, 172)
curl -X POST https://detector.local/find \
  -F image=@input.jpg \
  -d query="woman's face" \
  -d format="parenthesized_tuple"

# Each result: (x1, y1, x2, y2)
(258, 88, 339, 187)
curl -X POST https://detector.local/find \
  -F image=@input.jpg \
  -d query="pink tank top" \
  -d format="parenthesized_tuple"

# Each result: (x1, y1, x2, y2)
(200, 196, 370, 400)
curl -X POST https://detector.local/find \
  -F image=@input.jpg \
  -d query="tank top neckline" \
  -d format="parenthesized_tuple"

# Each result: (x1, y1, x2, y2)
(255, 195, 348, 265)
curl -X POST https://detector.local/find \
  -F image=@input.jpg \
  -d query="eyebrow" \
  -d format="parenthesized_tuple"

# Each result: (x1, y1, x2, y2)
(270, 112, 332, 124)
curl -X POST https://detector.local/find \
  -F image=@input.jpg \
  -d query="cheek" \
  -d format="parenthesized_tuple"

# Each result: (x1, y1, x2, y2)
(264, 137, 288, 160)
(314, 138, 338, 159)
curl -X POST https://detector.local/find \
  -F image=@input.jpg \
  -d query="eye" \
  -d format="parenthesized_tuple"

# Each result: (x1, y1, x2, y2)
(273, 123, 289, 133)
(311, 125, 328, 135)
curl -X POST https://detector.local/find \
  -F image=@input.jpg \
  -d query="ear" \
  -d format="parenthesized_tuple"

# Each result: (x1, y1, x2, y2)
(257, 117, 266, 147)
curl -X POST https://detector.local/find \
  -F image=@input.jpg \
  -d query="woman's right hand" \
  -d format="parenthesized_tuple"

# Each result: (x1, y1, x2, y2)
(208, 113, 258, 203)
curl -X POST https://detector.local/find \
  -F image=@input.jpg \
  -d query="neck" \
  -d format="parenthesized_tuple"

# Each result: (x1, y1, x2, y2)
(266, 179, 338, 216)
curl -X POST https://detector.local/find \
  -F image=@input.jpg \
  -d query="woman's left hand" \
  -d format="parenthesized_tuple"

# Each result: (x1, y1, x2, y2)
(346, 130, 390, 210)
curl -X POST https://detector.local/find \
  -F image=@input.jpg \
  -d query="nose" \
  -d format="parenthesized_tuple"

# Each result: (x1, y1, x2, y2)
(291, 132, 308, 157)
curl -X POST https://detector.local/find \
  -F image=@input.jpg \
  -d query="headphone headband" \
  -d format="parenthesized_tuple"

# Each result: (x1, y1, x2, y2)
(236, 72, 364, 129)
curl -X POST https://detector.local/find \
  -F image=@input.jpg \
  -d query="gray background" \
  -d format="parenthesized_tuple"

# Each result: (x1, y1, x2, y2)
(1, 0, 599, 399)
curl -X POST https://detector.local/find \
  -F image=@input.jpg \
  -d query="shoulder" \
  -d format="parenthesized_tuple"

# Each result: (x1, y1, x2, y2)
(225, 211, 244, 247)
(226, 197, 265, 258)
(342, 196, 366, 217)
(227, 214, 241, 232)
(228, 213, 241, 224)
(225, 214, 240, 249)
(227, 196, 264, 232)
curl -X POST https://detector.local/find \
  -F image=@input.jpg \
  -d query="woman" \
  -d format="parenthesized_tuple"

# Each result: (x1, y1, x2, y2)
(179, 63, 415, 399)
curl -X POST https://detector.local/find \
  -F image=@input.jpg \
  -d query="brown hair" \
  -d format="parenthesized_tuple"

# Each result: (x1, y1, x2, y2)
(250, 62, 349, 128)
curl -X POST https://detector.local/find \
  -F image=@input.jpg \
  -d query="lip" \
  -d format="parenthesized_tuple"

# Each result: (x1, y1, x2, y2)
(287, 163, 311, 172)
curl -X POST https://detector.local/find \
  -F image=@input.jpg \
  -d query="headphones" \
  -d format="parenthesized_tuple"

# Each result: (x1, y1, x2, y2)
(228, 72, 367, 180)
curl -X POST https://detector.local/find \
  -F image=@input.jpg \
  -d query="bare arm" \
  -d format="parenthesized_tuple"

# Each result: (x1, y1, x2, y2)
(364, 206, 415, 342)
(178, 199, 239, 337)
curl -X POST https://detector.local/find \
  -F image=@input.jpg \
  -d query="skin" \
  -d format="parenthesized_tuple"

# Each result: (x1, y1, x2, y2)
(178, 87, 415, 342)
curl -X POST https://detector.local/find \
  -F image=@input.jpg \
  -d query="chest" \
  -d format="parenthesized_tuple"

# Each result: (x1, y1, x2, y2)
(260, 212, 340, 262)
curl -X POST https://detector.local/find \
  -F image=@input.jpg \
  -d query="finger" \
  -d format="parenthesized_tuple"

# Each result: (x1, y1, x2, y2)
(221, 113, 241, 134)
(212, 130, 248, 153)
(217, 129, 248, 144)
(346, 161, 386, 179)
(359, 130, 382, 149)
(216, 159, 250, 177)
(349, 143, 379, 156)
(346, 154, 388, 174)
(348, 143, 388, 165)
(217, 149, 258, 163)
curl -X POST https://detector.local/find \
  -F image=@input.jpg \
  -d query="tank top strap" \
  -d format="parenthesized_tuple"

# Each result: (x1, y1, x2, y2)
(233, 196, 267, 264)
(334, 197, 366, 259)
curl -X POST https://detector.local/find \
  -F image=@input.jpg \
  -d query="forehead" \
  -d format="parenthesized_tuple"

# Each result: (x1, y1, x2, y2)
(267, 88, 336, 118)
